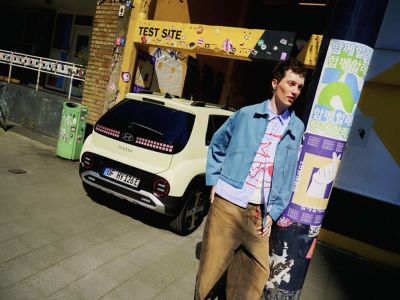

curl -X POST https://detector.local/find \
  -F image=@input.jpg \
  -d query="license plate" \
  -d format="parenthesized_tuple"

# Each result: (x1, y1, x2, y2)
(103, 168, 140, 188)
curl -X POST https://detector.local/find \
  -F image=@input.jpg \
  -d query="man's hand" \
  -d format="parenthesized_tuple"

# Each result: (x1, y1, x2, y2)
(257, 214, 273, 237)
(210, 185, 216, 203)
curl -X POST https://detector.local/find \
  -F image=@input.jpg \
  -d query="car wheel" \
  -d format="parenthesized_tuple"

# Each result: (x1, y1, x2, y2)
(170, 187, 206, 236)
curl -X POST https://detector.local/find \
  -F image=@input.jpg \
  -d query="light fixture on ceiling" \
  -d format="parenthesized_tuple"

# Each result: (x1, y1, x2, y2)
(299, 1, 327, 6)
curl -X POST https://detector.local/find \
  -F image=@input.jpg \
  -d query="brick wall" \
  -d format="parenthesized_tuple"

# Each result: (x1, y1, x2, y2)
(82, 2, 120, 125)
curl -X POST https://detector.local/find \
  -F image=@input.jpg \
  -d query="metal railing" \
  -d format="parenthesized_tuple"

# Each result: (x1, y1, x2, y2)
(0, 49, 85, 99)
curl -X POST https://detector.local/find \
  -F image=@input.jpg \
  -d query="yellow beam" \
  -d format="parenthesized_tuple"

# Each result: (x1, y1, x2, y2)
(117, 0, 151, 102)
(133, 19, 294, 62)
(319, 228, 400, 268)
(297, 34, 323, 69)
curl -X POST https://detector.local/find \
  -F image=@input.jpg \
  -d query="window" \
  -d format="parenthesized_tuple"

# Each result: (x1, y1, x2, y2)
(206, 115, 229, 145)
(53, 14, 73, 50)
(96, 99, 196, 154)
(74, 15, 93, 26)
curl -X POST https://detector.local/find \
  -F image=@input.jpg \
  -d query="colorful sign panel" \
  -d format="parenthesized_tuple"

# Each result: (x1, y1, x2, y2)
(308, 40, 373, 141)
(284, 133, 345, 225)
(282, 39, 373, 226)
(133, 19, 294, 62)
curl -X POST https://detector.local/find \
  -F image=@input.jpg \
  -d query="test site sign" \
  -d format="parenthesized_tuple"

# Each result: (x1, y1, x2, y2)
(133, 19, 295, 62)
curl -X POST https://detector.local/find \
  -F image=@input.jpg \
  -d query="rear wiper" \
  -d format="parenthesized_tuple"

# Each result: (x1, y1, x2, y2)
(128, 122, 164, 136)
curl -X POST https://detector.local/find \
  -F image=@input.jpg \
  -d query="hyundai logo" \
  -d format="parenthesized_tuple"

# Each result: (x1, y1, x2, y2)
(121, 133, 134, 142)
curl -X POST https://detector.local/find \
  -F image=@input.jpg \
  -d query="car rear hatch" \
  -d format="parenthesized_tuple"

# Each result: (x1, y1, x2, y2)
(92, 97, 195, 174)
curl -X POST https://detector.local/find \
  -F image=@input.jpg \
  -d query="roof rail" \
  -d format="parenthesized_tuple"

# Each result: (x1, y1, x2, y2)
(137, 90, 153, 94)
(220, 105, 236, 112)
(138, 90, 181, 99)
(190, 101, 235, 112)
(142, 97, 165, 106)
(190, 101, 206, 107)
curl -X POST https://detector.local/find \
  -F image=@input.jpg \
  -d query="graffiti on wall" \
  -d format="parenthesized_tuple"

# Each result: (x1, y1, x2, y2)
(150, 48, 186, 96)
(132, 51, 156, 93)
(133, 48, 188, 96)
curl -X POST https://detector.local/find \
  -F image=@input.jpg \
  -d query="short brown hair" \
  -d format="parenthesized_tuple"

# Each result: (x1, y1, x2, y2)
(272, 58, 307, 82)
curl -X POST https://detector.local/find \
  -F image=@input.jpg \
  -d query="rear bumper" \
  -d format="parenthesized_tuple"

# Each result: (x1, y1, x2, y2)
(80, 169, 183, 216)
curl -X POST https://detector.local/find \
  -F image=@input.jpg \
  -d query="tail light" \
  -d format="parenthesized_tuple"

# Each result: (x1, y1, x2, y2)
(153, 178, 170, 197)
(81, 152, 93, 169)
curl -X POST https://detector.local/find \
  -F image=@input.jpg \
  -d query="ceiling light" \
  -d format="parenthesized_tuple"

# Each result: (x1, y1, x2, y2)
(299, 2, 327, 6)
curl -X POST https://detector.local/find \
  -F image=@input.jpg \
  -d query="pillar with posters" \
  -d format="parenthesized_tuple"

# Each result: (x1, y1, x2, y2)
(285, 40, 373, 226)
(265, 39, 373, 299)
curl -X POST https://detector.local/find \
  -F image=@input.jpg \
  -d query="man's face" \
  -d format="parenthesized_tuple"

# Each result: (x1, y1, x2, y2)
(272, 69, 305, 111)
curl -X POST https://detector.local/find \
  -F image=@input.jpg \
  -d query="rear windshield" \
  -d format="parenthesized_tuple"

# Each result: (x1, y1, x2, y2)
(95, 98, 195, 154)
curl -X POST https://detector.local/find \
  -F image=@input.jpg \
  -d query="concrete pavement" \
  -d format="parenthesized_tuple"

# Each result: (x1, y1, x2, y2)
(0, 126, 399, 299)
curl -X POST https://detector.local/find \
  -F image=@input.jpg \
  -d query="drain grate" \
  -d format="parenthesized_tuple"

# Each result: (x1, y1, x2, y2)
(8, 169, 27, 174)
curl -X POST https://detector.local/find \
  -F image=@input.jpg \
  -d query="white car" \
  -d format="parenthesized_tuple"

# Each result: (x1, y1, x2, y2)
(79, 92, 233, 235)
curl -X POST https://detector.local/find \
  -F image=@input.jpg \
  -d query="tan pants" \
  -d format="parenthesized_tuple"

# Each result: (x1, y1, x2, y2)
(195, 195, 270, 300)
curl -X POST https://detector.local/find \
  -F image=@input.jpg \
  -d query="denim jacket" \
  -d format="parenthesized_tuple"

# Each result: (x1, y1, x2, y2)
(206, 100, 304, 220)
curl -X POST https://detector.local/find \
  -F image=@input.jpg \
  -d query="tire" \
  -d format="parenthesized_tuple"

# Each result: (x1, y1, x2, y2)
(170, 187, 206, 236)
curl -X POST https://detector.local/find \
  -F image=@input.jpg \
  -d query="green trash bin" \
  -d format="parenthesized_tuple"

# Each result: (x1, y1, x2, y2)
(56, 102, 88, 160)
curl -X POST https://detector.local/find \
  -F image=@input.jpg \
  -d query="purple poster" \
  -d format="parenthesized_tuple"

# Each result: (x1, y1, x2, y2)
(282, 133, 345, 226)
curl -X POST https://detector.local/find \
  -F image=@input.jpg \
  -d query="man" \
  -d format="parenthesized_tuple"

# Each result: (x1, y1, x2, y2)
(195, 59, 307, 300)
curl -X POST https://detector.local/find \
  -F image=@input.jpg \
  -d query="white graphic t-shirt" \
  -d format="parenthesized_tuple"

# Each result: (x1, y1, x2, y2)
(215, 103, 290, 208)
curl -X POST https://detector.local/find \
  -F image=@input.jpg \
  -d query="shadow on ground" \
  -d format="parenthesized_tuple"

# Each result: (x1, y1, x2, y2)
(84, 188, 172, 233)
(319, 244, 400, 299)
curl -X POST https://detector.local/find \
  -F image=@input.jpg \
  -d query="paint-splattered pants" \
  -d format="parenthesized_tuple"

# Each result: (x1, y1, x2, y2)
(195, 195, 270, 300)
